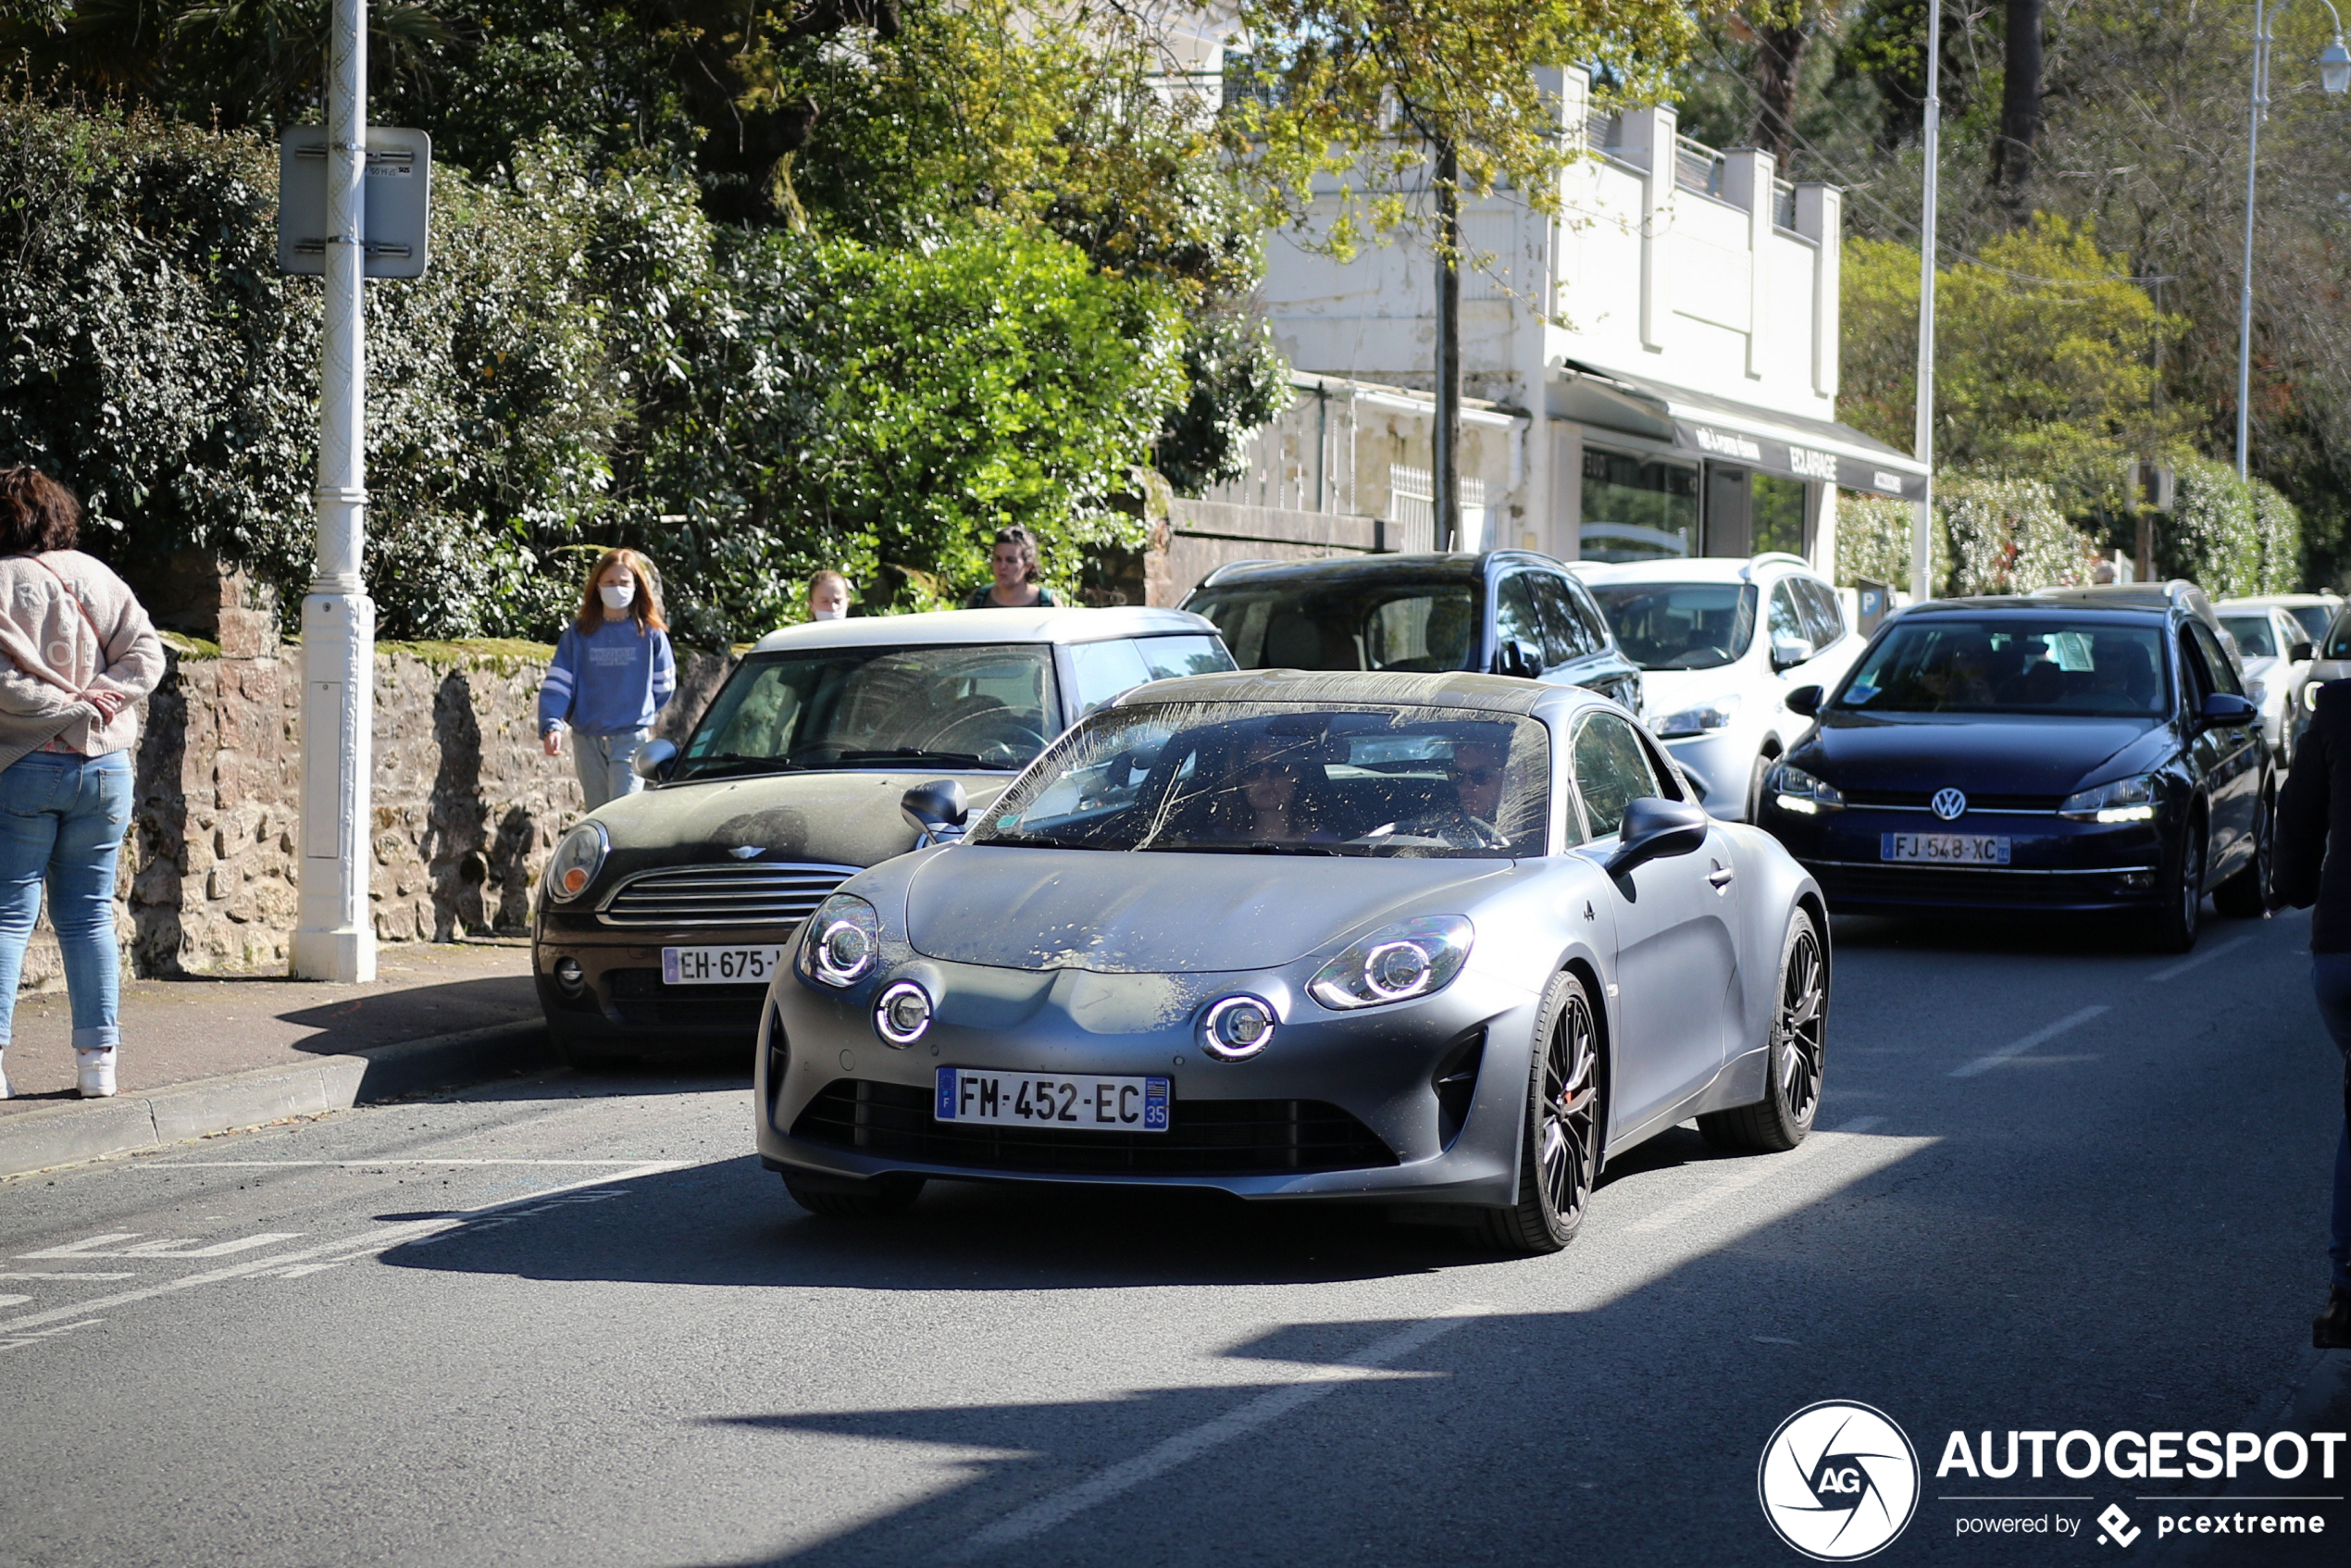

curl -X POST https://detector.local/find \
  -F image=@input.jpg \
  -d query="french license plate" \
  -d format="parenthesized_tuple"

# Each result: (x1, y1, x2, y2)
(661, 945, 782, 985)
(934, 1067, 1171, 1132)
(1880, 832, 2011, 865)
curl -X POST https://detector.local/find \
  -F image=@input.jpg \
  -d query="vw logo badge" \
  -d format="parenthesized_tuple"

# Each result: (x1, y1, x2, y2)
(1930, 788, 1967, 821)
(1758, 1400, 1920, 1561)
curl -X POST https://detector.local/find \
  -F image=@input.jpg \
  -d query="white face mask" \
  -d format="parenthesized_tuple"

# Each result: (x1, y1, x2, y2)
(812, 605, 846, 621)
(599, 581, 635, 611)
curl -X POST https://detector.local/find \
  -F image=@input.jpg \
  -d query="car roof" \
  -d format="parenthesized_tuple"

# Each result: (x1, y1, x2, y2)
(745, 605, 1218, 654)
(1573, 554, 1819, 586)
(1189, 551, 1581, 591)
(1902, 595, 2170, 619)
(2220, 594, 2334, 609)
(1113, 666, 1579, 719)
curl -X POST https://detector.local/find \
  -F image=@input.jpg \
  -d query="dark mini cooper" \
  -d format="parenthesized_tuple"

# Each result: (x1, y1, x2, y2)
(1756, 586, 2270, 952)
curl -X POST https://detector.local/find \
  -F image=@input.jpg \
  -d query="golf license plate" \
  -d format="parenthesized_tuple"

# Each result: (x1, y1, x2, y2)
(662, 945, 782, 985)
(1880, 832, 2011, 865)
(935, 1067, 1171, 1133)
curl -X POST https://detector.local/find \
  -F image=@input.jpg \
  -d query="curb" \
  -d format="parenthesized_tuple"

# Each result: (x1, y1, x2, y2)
(0, 1019, 555, 1181)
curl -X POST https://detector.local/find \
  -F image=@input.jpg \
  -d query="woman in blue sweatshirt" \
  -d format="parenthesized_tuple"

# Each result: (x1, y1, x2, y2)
(538, 548, 677, 811)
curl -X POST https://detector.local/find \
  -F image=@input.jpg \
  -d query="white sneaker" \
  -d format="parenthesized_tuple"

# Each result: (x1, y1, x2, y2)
(0, 1052, 10, 1099)
(75, 1048, 116, 1099)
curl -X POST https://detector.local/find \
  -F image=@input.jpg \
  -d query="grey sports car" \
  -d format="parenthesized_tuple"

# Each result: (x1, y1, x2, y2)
(753, 669, 1829, 1253)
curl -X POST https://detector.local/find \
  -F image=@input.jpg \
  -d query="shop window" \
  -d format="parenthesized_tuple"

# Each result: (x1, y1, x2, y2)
(1581, 448, 1698, 562)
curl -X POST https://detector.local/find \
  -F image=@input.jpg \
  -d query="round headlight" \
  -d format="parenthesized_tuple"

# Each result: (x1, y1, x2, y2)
(801, 893, 883, 988)
(543, 822, 608, 903)
(1364, 940, 1433, 1000)
(1201, 995, 1277, 1061)
(874, 981, 933, 1047)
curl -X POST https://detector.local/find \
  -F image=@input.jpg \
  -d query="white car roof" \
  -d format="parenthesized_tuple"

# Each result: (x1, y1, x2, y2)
(746, 604, 1218, 654)
(2219, 593, 2338, 609)
(1572, 554, 1819, 587)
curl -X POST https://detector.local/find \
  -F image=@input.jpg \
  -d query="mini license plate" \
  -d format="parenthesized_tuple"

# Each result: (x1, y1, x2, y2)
(661, 945, 782, 985)
(934, 1068, 1171, 1133)
(1880, 832, 2011, 865)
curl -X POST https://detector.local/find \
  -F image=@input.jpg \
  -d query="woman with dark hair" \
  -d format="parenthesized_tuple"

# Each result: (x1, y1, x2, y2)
(964, 526, 1057, 609)
(0, 467, 165, 1101)
(536, 547, 677, 812)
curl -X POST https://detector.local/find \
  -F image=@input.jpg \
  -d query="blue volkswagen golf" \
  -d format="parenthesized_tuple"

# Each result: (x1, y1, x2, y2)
(1755, 588, 2270, 952)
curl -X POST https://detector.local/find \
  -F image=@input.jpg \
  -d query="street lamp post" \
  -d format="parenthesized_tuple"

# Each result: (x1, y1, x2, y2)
(2235, 0, 2351, 479)
(1909, 0, 1943, 605)
(292, 0, 378, 983)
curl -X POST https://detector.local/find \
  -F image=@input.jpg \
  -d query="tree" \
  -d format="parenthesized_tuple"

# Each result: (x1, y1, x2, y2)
(1225, 0, 1693, 547)
(1993, 0, 2043, 218)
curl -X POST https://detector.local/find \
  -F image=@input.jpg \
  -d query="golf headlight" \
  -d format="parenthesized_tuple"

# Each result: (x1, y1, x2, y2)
(1651, 694, 1740, 739)
(2060, 773, 2158, 823)
(1308, 915, 1474, 1011)
(801, 894, 881, 987)
(543, 822, 608, 902)
(1767, 763, 1844, 815)
(2308, 680, 2326, 712)
(874, 981, 933, 1046)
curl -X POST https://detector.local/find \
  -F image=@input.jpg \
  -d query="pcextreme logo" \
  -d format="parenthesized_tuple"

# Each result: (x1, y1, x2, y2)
(1759, 1401, 1922, 1561)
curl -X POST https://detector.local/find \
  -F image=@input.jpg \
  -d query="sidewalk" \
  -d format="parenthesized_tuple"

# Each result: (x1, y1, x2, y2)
(0, 940, 554, 1179)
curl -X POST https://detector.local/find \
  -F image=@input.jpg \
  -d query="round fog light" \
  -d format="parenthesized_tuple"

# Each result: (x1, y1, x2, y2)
(874, 981, 933, 1047)
(1201, 995, 1277, 1061)
(554, 957, 585, 992)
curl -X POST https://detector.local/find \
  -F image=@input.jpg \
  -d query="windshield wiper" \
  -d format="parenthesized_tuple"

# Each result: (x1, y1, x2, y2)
(678, 753, 809, 779)
(1137, 841, 1345, 856)
(839, 748, 1017, 770)
(976, 833, 1113, 851)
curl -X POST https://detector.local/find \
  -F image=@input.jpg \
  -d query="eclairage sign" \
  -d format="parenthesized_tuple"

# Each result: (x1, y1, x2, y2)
(1678, 420, 1925, 503)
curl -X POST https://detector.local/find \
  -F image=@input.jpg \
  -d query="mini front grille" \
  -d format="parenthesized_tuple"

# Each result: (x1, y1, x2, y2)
(790, 1079, 1399, 1176)
(597, 862, 860, 928)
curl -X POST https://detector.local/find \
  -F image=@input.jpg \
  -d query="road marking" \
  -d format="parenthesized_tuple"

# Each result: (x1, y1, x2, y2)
(0, 1272, 137, 1281)
(139, 1159, 684, 1167)
(18, 1232, 301, 1260)
(0, 1296, 24, 1308)
(0, 1161, 687, 1342)
(1949, 1005, 2109, 1078)
(0, 1318, 100, 1352)
(1622, 1117, 1883, 1236)
(957, 1303, 1497, 1557)
(2146, 933, 2255, 983)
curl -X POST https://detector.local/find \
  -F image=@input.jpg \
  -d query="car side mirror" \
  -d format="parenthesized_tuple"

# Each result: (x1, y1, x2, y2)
(2291, 641, 2316, 664)
(902, 778, 970, 846)
(2197, 692, 2258, 728)
(1785, 685, 1823, 718)
(1603, 796, 1710, 878)
(1771, 636, 1817, 673)
(631, 738, 679, 782)
(1492, 638, 1544, 679)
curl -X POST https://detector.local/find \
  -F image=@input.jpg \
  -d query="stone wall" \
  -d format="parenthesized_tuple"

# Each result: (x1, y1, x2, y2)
(119, 639, 733, 977)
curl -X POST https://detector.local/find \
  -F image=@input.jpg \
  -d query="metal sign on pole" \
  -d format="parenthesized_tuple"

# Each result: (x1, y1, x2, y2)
(290, 0, 381, 983)
(278, 126, 431, 278)
(1909, 1, 1943, 606)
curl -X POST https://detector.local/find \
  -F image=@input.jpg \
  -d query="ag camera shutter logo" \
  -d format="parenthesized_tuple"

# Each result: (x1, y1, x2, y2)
(1759, 1400, 1921, 1560)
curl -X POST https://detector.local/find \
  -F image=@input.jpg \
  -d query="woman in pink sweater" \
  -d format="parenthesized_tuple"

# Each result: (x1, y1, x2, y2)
(0, 469, 165, 1101)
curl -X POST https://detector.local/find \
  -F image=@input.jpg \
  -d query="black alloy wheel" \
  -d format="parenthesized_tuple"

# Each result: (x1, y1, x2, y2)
(1477, 969, 1602, 1255)
(2148, 815, 2207, 954)
(2213, 787, 2275, 918)
(1699, 908, 1826, 1153)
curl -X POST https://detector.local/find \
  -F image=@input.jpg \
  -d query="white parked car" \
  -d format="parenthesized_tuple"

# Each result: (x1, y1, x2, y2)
(1577, 554, 1865, 820)
(2216, 599, 2317, 763)
(2233, 591, 2342, 653)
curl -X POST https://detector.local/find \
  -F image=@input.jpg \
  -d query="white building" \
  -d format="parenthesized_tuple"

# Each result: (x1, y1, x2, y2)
(1211, 67, 1926, 578)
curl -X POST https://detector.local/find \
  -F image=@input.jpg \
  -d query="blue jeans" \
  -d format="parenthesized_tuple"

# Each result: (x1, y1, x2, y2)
(571, 728, 650, 812)
(0, 751, 132, 1053)
(2308, 956, 2351, 1291)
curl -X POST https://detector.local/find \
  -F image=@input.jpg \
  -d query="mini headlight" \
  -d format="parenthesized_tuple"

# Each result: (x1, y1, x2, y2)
(800, 893, 881, 987)
(543, 822, 609, 902)
(1309, 915, 1474, 1011)
(1651, 695, 1741, 739)
(1200, 994, 1278, 1060)
(874, 981, 933, 1046)
(2059, 773, 2158, 823)
(1765, 762, 1844, 815)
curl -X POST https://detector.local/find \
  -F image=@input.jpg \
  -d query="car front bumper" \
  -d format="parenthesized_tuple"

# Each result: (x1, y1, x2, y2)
(534, 918, 800, 1056)
(753, 948, 1541, 1206)
(1758, 802, 2170, 915)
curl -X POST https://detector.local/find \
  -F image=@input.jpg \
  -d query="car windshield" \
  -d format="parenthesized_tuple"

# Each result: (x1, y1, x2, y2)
(2290, 604, 2333, 643)
(970, 701, 1550, 858)
(1586, 583, 1759, 671)
(678, 643, 1055, 778)
(2220, 615, 2278, 659)
(1185, 579, 1481, 673)
(1835, 618, 2171, 717)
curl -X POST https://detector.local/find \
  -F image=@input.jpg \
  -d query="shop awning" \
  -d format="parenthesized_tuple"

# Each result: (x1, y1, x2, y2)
(1550, 361, 1930, 503)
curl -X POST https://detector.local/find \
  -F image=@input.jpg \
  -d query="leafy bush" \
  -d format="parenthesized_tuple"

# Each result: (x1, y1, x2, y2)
(2162, 459, 2265, 599)
(1941, 475, 2101, 595)
(1836, 491, 1942, 590)
(2254, 479, 2304, 595)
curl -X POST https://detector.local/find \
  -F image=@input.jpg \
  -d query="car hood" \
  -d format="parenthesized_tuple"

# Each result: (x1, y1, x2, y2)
(903, 848, 1511, 974)
(1637, 666, 1748, 721)
(591, 768, 1014, 866)
(1793, 711, 2165, 796)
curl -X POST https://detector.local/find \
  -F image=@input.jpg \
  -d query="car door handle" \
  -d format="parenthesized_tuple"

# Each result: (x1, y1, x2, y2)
(1707, 863, 1735, 890)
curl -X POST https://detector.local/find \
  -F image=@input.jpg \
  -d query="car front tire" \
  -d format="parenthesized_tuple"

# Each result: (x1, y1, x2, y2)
(2212, 787, 2274, 918)
(2147, 815, 2207, 954)
(1699, 907, 1825, 1154)
(1475, 968, 1602, 1256)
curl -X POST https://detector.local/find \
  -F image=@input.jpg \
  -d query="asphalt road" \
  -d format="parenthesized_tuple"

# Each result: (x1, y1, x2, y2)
(3, 907, 2346, 1568)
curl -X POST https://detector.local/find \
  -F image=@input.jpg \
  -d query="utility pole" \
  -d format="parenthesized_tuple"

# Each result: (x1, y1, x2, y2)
(293, 0, 378, 982)
(1434, 136, 1462, 553)
(1909, 1, 1942, 604)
